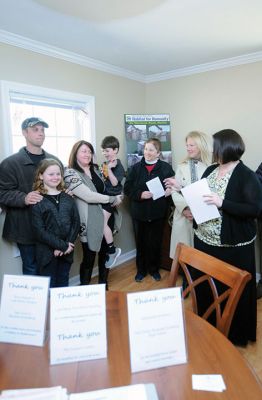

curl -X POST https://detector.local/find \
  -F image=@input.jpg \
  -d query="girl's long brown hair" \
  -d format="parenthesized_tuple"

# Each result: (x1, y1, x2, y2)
(33, 158, 65, 194)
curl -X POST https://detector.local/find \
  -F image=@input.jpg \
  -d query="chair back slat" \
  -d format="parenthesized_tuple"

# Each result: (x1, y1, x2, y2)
(169, 243, 251, 337)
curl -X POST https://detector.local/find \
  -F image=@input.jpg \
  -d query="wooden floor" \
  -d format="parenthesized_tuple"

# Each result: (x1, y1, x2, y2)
(92, 258, 262, 383)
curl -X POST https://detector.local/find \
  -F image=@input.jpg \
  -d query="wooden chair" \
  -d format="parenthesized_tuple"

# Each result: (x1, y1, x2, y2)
(169, 243, 251, 337)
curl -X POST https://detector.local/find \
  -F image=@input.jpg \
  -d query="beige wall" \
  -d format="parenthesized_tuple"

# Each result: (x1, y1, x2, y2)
(0, 43, 144, 283)
(1, 43, 262, 284)
(146, 63, 262, 275)
(145, 62, 262, 171)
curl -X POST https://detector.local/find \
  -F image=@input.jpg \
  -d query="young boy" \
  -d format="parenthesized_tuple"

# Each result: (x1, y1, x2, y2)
(101, 136, 125, 268)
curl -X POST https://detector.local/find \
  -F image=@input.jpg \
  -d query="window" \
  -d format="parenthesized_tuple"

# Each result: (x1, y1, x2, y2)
(0, 81, 95, 165)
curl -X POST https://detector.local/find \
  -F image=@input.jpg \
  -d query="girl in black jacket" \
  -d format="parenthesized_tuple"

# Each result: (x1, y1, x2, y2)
(31, 159, 80, 287)
(124, 138, 174, 282)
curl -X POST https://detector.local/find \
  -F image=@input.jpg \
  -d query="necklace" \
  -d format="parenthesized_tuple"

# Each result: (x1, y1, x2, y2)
(49, 193, 60, 204)
(45, 193, 60, 205)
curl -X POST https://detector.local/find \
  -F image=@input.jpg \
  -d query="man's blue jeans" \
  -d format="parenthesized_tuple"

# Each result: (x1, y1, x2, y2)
(17, 243, 38, 276)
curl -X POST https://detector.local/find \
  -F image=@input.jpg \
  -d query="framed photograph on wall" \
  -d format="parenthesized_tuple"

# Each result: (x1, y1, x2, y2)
(124, 114, 172, 169)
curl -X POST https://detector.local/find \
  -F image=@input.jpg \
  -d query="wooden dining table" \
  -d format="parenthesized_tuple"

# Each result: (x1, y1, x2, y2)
(0, 290, 261, 399)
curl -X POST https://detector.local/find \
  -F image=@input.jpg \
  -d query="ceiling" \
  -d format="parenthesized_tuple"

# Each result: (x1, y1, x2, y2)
(1, 0, 262, 81)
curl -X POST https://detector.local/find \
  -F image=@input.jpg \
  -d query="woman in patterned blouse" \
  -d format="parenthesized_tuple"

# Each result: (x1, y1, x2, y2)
(194, 129, 262, 346)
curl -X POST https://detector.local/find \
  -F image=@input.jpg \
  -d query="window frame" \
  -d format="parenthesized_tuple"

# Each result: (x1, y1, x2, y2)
(0, 80, 96, 158)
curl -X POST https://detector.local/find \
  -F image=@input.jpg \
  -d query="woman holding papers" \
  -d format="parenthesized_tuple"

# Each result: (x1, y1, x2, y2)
(165, 131, 211, 258)
(64, 141, 122, 287)
(194, 129, 262, 346)
(124, 138, 174, 282)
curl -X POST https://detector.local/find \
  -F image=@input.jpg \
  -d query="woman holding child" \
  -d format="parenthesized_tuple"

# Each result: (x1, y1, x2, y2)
(64, 140, 122, 287)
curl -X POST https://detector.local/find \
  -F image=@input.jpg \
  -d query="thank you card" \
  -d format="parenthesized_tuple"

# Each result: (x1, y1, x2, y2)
(0, 274, 49, 346)
(50, 284, 106, 365)
(127, 287, 187, 372)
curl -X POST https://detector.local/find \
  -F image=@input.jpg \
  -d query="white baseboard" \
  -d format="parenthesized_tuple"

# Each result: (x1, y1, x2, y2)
(69, 249, 136, 286)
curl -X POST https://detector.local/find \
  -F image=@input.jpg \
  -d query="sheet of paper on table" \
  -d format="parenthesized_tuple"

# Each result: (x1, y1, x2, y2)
(127, 287, 187, 373)
(0, 274, 49, 347)
(0, 384, 158, 400)
(0, 386, 67, 399)
(69, 383, 158, 400)
(192, 374, 226, 392)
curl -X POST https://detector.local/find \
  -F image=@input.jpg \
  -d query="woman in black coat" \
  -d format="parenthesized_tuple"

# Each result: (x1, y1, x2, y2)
(194, 129, 262, 346)
(124, 138, 174, 283)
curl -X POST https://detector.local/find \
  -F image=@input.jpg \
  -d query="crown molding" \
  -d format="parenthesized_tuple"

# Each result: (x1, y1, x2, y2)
(0, 29, 146, 83)
(145, 51, 262, 83)
(1, 29, 262, 84)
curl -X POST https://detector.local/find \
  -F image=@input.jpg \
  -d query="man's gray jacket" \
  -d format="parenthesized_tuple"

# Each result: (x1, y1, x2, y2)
(0, 147, 58, 244)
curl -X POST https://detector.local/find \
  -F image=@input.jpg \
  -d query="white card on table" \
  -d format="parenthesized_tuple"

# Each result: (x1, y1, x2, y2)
(192, 374, 226, 392)
(0, 274, 49, 346)
(127, 287, 187, 373)
(50, 284, 106, 365)
(146, 176, 165, 200)
(1, 386, 68, 400)
(181, 178, 220, 224)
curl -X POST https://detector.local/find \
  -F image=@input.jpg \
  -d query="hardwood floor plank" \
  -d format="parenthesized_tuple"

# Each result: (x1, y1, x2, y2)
(108, 261, 170, 292)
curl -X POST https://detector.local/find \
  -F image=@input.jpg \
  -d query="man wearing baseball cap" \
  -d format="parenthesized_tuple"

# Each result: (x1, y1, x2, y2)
(0, 117, 61, 275)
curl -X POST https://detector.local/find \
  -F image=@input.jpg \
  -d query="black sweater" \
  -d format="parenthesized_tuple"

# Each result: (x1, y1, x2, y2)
(195, 161, 262, 245)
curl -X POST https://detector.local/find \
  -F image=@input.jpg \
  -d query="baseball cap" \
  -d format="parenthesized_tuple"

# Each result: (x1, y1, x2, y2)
(21, 117, 49, 130)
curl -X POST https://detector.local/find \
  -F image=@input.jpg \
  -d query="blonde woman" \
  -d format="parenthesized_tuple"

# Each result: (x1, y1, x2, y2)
(165, 131, 211, 258)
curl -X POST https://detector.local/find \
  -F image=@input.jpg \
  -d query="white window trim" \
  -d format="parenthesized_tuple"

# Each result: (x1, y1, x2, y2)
(0, 80, 96, 157)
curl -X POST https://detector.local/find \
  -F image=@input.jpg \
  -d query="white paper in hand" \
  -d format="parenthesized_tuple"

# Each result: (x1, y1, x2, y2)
(181, 178, 221, 224)
(146, 177, 165, 200)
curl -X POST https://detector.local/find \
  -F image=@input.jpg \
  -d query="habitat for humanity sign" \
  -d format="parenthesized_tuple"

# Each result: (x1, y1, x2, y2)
(124, 114, 172, 170)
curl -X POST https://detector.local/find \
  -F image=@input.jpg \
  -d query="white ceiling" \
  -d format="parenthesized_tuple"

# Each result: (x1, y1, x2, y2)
(1, 0, 262, 81)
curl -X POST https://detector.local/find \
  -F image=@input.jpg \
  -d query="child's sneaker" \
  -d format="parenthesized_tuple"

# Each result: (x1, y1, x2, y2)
(105, 247, 121, 269)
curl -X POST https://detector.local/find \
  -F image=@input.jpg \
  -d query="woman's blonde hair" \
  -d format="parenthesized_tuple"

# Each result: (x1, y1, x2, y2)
(33, 158, 65, 194)
(183, 131, 212, 165)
